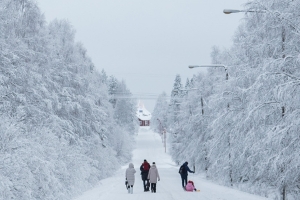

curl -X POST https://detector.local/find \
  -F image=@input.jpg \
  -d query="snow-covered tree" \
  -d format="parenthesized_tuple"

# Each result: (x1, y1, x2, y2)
(168, 74, 184, 126)
(150, 92, 169, 132)
(0, 1, 138, 199)
(152, 1, 300, 199)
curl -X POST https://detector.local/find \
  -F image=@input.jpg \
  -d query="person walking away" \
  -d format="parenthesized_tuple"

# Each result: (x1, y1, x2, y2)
(125, 163, 136, 194)
(179, 161, 194, 190)
(185, 180, 199, 192)
(148, 162, 160, 193)
(140, 159, 151, 192)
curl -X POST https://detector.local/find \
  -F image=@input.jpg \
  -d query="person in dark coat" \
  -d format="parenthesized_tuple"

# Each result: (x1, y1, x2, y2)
(140, 159, 151, 192)
(179, 161, 194, 190)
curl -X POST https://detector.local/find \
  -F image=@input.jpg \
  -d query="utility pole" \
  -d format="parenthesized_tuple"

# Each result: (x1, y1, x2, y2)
(163, 129, 166, 153)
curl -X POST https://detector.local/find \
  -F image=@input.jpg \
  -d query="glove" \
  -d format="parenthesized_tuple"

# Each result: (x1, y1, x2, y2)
(158, 178, 160, 181)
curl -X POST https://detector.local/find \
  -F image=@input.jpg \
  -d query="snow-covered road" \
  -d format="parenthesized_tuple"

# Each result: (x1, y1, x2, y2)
(74, 128, 270, 200)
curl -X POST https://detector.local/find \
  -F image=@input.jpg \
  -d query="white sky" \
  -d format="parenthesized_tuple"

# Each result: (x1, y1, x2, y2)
(37, 0, 247, 112)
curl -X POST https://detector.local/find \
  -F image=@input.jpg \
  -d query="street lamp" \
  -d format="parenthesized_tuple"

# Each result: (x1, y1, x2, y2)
(223, 9, 265, 14)
(188, 64, 229, 80)
(223, 9, 244, 14)
(189, 64, 231, 182)
(223, 8, 287, 116)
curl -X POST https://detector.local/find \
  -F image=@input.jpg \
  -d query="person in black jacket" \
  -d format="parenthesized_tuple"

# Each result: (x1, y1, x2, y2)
(140, 159, 151, 192)
(179, 161, 194, 190)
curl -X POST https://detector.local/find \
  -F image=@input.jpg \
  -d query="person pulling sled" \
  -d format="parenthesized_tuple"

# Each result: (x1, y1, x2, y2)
(178, 161, 194, 190)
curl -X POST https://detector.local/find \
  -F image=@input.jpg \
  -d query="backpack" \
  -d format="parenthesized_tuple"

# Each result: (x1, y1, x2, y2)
(143, 162, 150, 171)
(179, 165, 183, 174)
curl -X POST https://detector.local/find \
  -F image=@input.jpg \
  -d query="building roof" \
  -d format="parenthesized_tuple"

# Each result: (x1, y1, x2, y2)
(136, 101, 152, 121)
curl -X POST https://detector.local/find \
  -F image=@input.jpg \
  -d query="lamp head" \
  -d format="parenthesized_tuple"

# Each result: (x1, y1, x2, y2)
(223, 9, 241, 14)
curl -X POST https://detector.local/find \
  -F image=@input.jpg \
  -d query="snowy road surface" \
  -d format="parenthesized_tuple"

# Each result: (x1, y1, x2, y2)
(74, 128, 270, 200)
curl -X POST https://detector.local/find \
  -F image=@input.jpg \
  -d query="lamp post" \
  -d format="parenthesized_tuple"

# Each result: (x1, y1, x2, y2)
(189, 64, 231, 184)
(189, 64, 229, 80)
(224, 8, 289, 117)
(189, 64, 229, 109)
(163, 128, 166, 153)
(223, 8, 259, 187)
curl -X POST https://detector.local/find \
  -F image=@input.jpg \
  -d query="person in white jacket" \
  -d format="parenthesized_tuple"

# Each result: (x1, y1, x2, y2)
(147, 162, 160, 193)
(125, 163, 136, 194)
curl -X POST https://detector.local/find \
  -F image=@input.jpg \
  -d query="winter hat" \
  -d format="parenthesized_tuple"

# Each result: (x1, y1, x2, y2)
(144, 159, 147, 162)
(153, 162, 155, 164)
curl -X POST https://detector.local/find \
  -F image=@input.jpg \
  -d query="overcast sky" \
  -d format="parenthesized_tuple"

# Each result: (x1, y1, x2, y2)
(38, 0, 247, 112)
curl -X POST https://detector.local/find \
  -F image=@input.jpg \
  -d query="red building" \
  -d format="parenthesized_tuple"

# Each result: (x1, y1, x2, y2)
(136, 102, 151, 126)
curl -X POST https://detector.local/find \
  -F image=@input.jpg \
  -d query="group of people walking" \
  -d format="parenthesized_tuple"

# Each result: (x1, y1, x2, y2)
(125, 160, 197, 194)
(140, 159, 160, 193)
(125, 159, 160, 194)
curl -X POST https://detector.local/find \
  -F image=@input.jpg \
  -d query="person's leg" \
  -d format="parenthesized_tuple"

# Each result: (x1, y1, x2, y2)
(153, 183, 156, 193)
(130, 185, 133, 194)
(143, 179, 146, 191)
(183, 176, 187, 187)
(146, 179, 150, 191)
(151, 183, 154, 192)
(181, 175, 185, 188)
